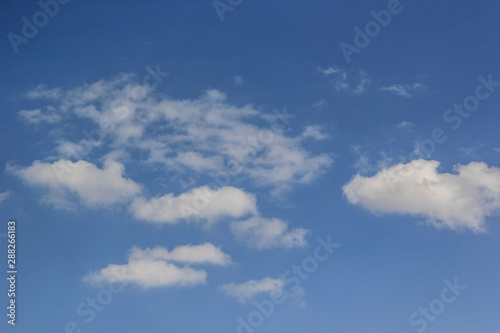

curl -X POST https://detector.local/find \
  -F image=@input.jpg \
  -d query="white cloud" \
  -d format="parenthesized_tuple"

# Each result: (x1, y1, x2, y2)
(130, 186, 257, 224)
(84, 243, 230, 289)
(26, 84, 62, 99)
(316, 66, 345, 77)
(54, 140, 95, 159)
(233, 75, 244, 85)
(230, 217, 309, 249)
(316, 66, 370, 94)
(219, 277, 285, 303)
(353, 73, 370, 95)
(301, 125, 329, 141)
(343, 159, 500, 232)
(18, 109, 61, 124)
(27, 76, 332, 189)
(0, 191, 10, 203)
(313, 99, 327, 109)
(381, 83, 426, 98)
(9, 159, 141, 207)
(128, 243, 232, 265)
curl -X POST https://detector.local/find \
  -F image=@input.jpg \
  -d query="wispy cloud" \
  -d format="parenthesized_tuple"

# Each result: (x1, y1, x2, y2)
(312, 99, 327, 109)
(397, 121, 415, 129)
(301, 125, 329, 141)
(18, 109, 61, 124)
(233, 75, 244, 85)
(219, 277, 286, 303)
(0, 191, 10, 203)
(316, 66, 370, 95)
(22, 75, 332, 189)
(381, 83, 426, 98)
(128, 243, 232, 266)
(26, 84, 62, 100)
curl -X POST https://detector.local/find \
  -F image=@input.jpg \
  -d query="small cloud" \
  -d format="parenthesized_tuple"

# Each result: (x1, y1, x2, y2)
(316, 66, 370, 95)
(353, 73, 370, 95)
(230, 217, 309, 249)
(84, 243, 231, 289)
(233, 76, 244, 85)
(459, 146, 482, 159)
(316, 66, 345, 77)
(301, 125, 329, 141)
(219, 277, 286, 303)
(351, 146, 373, 175)
(18, 109, 61, 124)
(26, 84, 62, 100)
(381, 83, 426, 98)
(397, 121, 415, 129)
(0, 191, 10, 203)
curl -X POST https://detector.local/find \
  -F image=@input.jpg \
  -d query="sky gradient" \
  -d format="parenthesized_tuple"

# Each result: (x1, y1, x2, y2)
(1, 1, 500, 332)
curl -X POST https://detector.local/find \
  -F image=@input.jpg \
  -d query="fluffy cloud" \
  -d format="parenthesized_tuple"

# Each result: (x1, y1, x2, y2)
(23, 75, 332, 189)
(219, 277, 285, 303)
(343, 159, 500, 231)
(128, 243, 232, 265)
(130, 186, 257, 224)
(381, 83, 426, 98)
(9, 159, 141, 207)
(230, 217, 309, 249)
(84, 243, 231, 289)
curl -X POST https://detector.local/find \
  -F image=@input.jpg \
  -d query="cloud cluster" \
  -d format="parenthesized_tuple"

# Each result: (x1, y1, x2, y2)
(23, 75, 332, 189)
(84, 243, 231, 289)
(12, 73, 329, 295)
(343, 159, 500, 231)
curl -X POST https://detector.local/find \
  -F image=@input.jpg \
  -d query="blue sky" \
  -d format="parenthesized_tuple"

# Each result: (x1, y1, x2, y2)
(1, 0, 500, 332)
